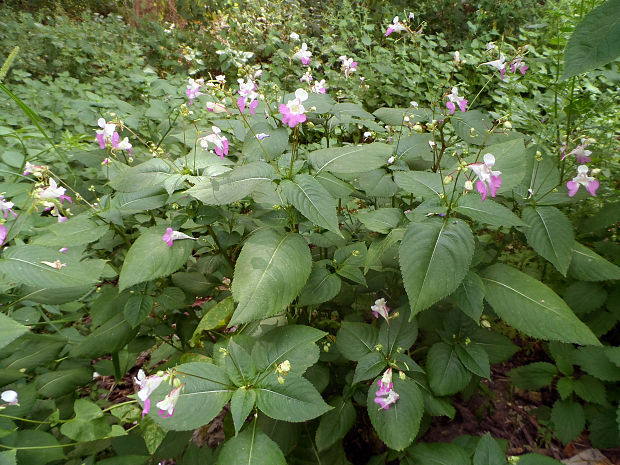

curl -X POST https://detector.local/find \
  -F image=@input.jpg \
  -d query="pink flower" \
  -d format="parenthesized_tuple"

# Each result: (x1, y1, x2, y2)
(162, 228, 196, 247)
(446, 87, 467, 115)
(200, 126, 229, 159)
(157, 386, 182, 418)
(374, 389, 400, 410)
(186, 78, 204, 105)
(385, 16, 407, 37)
(339, 56, 358, 79)
(567, 165, 599, 197)
(23, 161, 45, 177)
(509, 56, 528, 75)
(237, 78, 259, 115)
(279, 89, 308, 128)
(482, 54, 507, 80)
(0, 195, 17, 219)
(134, 369, 164, 418)
(116, 137, 133, 154)
(0, 225, 7, 246)
(311, 79, 327, 94)
(562, 139, 592, 164)
(469, 153, 502, 201)
(206, 101, 227, 113)
(374, 368, 399, 410)
(293, 42, 312, 66)
(371, 298, 390, 321)
(95, 118, 118, 149)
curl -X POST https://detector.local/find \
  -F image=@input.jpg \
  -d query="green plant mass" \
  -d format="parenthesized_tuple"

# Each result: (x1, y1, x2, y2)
(0, 0, 618, 463)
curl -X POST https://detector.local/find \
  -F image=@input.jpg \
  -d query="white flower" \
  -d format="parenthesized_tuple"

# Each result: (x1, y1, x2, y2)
(293, 43, 312, 65)
(1, 390, 18, 406)
(37, 178, 66, 200)
(290, 32, 300, 41)
(156, 386, 181, 418)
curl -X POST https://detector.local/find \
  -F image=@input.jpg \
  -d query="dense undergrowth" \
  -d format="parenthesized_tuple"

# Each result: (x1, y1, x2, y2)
(0, 0, 618, 464)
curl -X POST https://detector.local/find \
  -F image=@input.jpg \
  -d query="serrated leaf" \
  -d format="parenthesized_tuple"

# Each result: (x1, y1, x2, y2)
(508, 362, 557, 390)
(36, 368, 93, 397)
(298, 265, 341, 306)
(255, 374, 331, 422)
(481, 264, 600, 346)
(367, 376, 424, 451)
(452, 271, 485, 321)
(186, 162, 277, 205)
(473, 433, 506, 465)
(124, 295, 154, 328)
(563, 282, 607, 315)
(190, 297, 234, 347)
(230, 389, 257, 435)
(573, 346, 620, 381)
(353, 351, 386, 385)
(400, 219, 474, 316)
(393, 171, 442, 199)
(568, 241, 620, 281)
(281, 174, 341, 236)
(551, 400, 585, 444)
(118, 227, 194, 291)
(31, 215, 108, 247)
(426, 342, 471, 396)
(573, 375, 606, 404)
(243, 124, 288, 162)
(336, 322, 379, 361)
(522, 206, 573, 276)
(70, 314, 135, 359)
(356, 208, 402, 234)
(231, 230, 311, 325)
(147, 362, 233, 431)
(217, 425, 286, 465)
(456, 343, 490, 379)
(405, 442, 470, 465)
(455, 196, 526, 228)
(315, 397, 356, 451)
(309, 143, 393, 174)
(562, 0, 620, 79)
(0, 314, 28, 350)
(109, 159, 179, 192)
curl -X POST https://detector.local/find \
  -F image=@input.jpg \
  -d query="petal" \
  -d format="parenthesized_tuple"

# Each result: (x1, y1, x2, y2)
(446, 101, 455, 115)
(566, 180, 579, 197)
(476, 180, 488, 201)
(586, 179, 599, 196)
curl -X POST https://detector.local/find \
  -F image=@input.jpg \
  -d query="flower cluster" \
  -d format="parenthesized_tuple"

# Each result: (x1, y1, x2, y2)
(95, 118, 133, 154)
(279, 89, 308, 128)
(482, 53, 528, 80)
(0, 195, 17, 220)
(562, 138, 594, 164)
(445, 87, 467, 115)
(469, 153, 502, 202)
(186, 77, 204, 105)
(134, 369, 183, 419)
(237, 77, 259, 115)
(339, 56, 358, 79)
(374, 368, 399, 410)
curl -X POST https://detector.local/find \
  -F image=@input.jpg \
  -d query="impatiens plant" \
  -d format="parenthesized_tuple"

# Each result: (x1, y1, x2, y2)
(0, 1, 618, 464)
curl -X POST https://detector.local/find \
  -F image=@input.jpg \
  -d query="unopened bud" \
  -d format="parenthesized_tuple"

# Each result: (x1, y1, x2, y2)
(413, 124, 423, 133)
(277, 375, 285, 384)
(503, 120, 512, 129)
(591, 168, 601, 176)
(464, 180, 474, 191)
(535, 151, 543, 162)
(443, 175, 453, 185)
(399, 371, 406, 380)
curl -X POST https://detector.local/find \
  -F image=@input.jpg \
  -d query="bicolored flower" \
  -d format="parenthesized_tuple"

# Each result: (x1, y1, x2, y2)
(186, 78, 204, 105)
(371, 298, 390, 321)
(95, 118, 118, 149)
(374, 368, 399, 410)
(509, 56, 528, 75)
(469, 153, 502, 201)
(339, 56, 358, 79)
(482, 54, 507, 80)
(310, 79, 326, 94)
(162, 228, 196, 247)
(206, 101, 227, 113)
(445, 87, 467, 115)
(567, 165, 599, 197)
(116, 137, 133, 154)
(375, 389, 400, 410)
(562, 139, 592, 164)
(36, 178, 72, 204)
(0, 225, 7, 246)
(156, 386, 182, 418)
(385, 16, 407, 37)
(23, 161, 45, 177)
(200, 126, 229, 159)
(279, 89, 308, 128)
(237, 78, 259, 115)
(300, 70, 313, 84)
(134, 369, 164, 418)
(293, 42, 312, 66)
(1, 390, 19, 407)
(0, 195, 17, 219)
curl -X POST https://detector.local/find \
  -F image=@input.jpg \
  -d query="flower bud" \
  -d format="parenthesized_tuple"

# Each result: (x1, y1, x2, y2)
(464, 180, 474, 191)
(399, 371, 406, 380)
(443, 175, 453, 185)
(503, 121, 512, 129)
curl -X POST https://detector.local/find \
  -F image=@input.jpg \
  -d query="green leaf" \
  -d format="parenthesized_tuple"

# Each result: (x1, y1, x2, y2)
(186, 162, 277, 205)
(118, 226, 194, 292)
(452, 271, 485, 321)
(550, 400, 585, 444)
(563, 282, 607, 315)
(0, 430, 65, 465)
(522, 206, 573, 276)
(255, 374, 332, 422)
(148, 362, 233, 431)
(557, 378, 574, 399)
(405, 442, 471, 465)
(0, 450, 16, 465)
(456, 343, 490, 379)
(356, 208, 402, 234)
(60, 399, 111, 442)
(70, 313, 135, 359)
(508, 362, 557, 390)
(36, 367, 93, 397)
(225, 338, 257, 386)
(298, 265, 341, 306)
(0, 314, 28, 350)
(365, 228, 404, 272)
(334, 242, 367, 286)
(231, 230, 311, 325)
(589, 408, 620, 448)
(481, 264, 600, 346)
(309, 143, 393, 174)
(573, 375, 606, 404)
(315, 172, 356, 198)
(573, 346, 620, 381)
(109, 159, 179, 192)
(393, 171, 442, 199)
(216, 425, 286, 465)
(336, 322, 379, 361)
(243, 124, 288, 162)
(515, 454, 563, 465)
(230, 388, 257, 435)
(367, 375, 424, 451)
(1, 337, 65, 371)
(124, 294, 154, 328)
(473, 329, 519, 364)
(251, 325, 326, 375)
(315, 397, 356, 451)
(281, 174, 341, 236)
(190, 297, 234, 347)
(473, 433, 506, 465)
(455, 196, 526, 228)
(426, 342, 471, 396)
(562, 0, 620, 79)
(378, 312, 418, 355)
(400, 219, 474, 316)
(140, 415, 166, 455)
(0, 245, 105, 288)
(568, 241, 620, 281)
(31, 215, 108, 247)
(353, 351, 387, 385)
